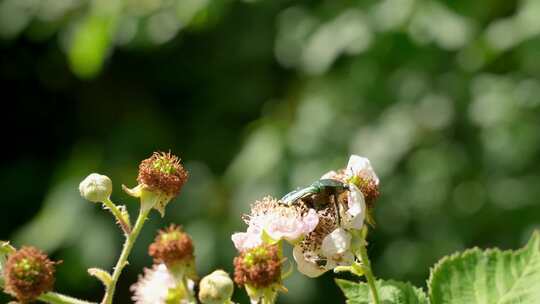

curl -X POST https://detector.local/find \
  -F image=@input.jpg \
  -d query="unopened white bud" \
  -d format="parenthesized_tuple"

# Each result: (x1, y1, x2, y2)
(79, 173, 112, 203)
(198, 270, 234, 304)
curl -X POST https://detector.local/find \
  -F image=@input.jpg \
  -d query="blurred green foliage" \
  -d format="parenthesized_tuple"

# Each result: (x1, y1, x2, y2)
(1, 0, 540, 303)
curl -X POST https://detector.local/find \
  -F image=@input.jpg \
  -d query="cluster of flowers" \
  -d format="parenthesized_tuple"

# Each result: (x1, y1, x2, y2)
(0, 152, 379, 304)
(131, 224, 198, 304)
(231, 155, 380, 303)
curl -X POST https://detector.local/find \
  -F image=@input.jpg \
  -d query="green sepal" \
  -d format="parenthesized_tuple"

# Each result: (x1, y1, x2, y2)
(88, 268, 113, 287)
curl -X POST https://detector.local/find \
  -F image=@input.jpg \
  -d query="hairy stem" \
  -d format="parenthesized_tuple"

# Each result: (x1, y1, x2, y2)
(102, 198, 131, 234)
(101, 205, 151, 304)
(0, 276, 95, 304)
(356, 244, 380, 304)
(39, 292, 98, 304)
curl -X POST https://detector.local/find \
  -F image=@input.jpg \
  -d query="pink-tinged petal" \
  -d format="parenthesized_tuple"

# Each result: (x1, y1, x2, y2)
(231, 232, 249, 251)
(231, 227, 262, 251)
(303, 209, 319, 233)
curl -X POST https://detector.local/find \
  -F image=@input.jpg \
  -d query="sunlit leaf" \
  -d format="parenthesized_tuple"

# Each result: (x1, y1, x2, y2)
(336, 279, 428, 304)
(68, 14, 115, 78)
(428, 230, 540, 304)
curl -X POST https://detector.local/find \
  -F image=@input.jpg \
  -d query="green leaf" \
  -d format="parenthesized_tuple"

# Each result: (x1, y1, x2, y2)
(428, 230, 540, 304)
(336, 279, 428, 304)
(68, 14, 115, 79)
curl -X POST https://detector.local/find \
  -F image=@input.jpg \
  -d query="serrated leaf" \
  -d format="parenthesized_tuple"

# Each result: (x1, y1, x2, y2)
(336, 279, 428, 304)
(88, 267, 112, 287)
(428, 230, 540, 304)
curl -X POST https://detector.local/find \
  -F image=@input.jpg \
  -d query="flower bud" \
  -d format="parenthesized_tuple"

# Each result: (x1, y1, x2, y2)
(3, 246, 57, 302)
(79, 173, 112, 203)
(149, 225, 194, 268)
(233, 244, 281, 289)
(198, 270, 234, 304)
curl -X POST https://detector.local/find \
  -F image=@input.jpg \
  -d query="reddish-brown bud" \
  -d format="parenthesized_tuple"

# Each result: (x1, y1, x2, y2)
(137, 152, 189, 197)
(233, 244, 281, 289)
(148, 224, 194, 267)
(3, 246, 57, 302)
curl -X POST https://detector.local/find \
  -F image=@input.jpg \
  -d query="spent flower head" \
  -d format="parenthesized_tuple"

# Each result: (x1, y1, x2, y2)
(149, 225, 194, 267)
(233, 244, 281, 289)
(124, 151, 189, 216)
(79, 173, 112, 203)
(138, 151, 189, 197)
(3, 246, 57, 302)
(291, 193, 360, 277)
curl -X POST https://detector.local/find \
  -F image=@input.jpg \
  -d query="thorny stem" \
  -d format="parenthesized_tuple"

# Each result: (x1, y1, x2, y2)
(356, 244, 380, 304)
(101, 205, 151, 304)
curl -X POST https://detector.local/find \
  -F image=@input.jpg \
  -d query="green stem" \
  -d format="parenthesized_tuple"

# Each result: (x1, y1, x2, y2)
(180, 276, 196, 303)
(0, 275, 95, 304)
(102, 198, 131, 234)
(356, 244, 380, 304)
(101, 206, 151, 304)
(39, 292, 98, 304)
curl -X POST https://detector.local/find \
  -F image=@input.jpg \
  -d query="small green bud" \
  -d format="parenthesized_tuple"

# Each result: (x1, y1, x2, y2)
(79, 173, 112, 203)
(199, 270, 234, 304)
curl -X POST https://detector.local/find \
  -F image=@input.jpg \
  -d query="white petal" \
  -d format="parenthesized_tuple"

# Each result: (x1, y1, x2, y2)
(343, 184, 366, 230)
(131, 264, 176, 304)
(346, 155, 379, 185)
(231, 225, 262, 251)
(292, 246, 327, 278)
(321, 228, 351, 257)
(321, 170, 339, 180)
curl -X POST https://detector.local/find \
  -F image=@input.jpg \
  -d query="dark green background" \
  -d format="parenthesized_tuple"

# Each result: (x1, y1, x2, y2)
(1, 0, 540, 302)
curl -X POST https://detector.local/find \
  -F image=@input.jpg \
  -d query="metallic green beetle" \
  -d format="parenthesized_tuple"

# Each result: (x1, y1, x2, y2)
(280, 179, 349, 205)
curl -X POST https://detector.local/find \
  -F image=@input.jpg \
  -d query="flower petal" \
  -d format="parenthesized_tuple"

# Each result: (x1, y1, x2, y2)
(321, 228, 351, 257)
(343, 184, 366, 230)
(292, 246, 327, 278)
(346, 155, 379, 185)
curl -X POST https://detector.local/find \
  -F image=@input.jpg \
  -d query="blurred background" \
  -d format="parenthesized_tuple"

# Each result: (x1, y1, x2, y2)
(1, 0, 540, 302)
